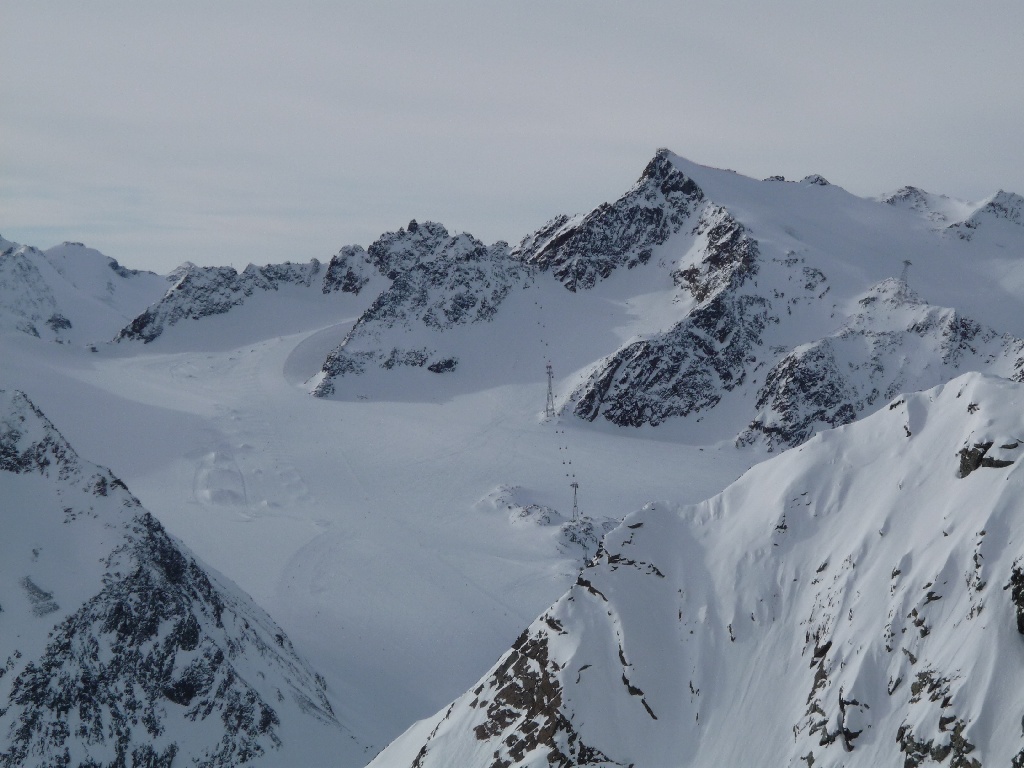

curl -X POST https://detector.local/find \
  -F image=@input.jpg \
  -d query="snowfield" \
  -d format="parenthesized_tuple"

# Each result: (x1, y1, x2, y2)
(372, 372, 1024, 767)
(3, 149, 1024, 766)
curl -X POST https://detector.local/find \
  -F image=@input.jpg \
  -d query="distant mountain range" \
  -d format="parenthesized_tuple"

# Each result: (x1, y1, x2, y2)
(8, 149, 1024, 450)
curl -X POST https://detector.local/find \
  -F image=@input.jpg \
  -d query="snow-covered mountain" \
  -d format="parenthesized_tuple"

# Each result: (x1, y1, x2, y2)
(0, 239, 166, 343)
(310, 221, 532, 398)
(551, 152, 1024, 446)
(739, 278, 1024, 449)
(116, 261, 319, 343)
(301, 150, 1024, 452)
(0, 390, 363, 766)
(371, 372, 1024, 767)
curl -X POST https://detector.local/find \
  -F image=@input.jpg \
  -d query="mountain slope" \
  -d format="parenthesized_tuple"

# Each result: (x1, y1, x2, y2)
(116, 259, 324, 343)
(370, 372, 1024, 767)
(0, 390, 362, 767)
(739, 278, 1024, 449)
(0, 240, 166, 344)
(512, 150, 704, 291)
(568, 200, 768, 428)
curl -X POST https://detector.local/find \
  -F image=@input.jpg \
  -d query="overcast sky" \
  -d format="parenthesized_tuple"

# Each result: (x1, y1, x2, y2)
(3, 1, 1023, 273)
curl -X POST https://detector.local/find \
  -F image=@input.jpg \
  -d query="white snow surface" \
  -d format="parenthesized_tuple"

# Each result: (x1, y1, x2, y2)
(1, 299, 753, 762)
(372, 372, 1024, 767)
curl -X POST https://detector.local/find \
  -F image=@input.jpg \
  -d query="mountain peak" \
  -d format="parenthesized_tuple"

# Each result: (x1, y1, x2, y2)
(512, 149, 704, 291)
(0, 389, 80, 478)
(949, 188, 1024, 239)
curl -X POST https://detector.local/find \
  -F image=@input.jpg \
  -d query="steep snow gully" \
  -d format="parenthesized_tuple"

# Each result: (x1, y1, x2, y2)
(4, 148, 1024, 766)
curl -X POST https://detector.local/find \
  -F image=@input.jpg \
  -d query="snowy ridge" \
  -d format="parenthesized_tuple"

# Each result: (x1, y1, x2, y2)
(882, 186, 1024, 240)
(0, 390, 358, 767)
(740, 278, 1024, 449)
(880, 186, 975, 226)
(0, 240, 166, 343)
(371, 373, 1024, 768)
(949, 190, 1024, 240)
(116, 259, 323, 343)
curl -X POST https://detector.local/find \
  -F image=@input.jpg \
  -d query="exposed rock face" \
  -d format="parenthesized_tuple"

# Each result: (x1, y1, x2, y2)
(0, 390, 80, 476)
(572, 207, 769, 426)
(0, 390, 348, 767)
(739, 339, 858, 448)
(367, 220, 452, 280)
(801, 174, 831, 186)
(466, 628, 615, 768)
(370, 374, 1024, 768)
(312, 223, 526, 396)
(117, 260, 322, 343)
(323, 245, 379, 295)
(959, 441, 1016, 478)
(512, 149, 705, 291)
(740, 279, 1024, 450)
(1007, 563, 1024, 635)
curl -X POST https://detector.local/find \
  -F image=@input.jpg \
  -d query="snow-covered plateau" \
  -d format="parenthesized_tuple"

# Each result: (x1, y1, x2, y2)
(3, 149, 1024, 766)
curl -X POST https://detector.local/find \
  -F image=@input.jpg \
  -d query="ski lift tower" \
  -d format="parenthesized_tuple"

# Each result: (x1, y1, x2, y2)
(545, 363, 556, 418)
(570, 481, 579, 521)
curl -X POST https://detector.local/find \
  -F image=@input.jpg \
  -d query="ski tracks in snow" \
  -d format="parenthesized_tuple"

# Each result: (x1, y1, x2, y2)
(184, 344, 315, 517)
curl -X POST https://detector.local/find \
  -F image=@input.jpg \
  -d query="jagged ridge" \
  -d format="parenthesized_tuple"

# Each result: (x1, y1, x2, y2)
(512, 149, 704, 291)
(117, 260, 323, 343)
(312, 221, 526, 396)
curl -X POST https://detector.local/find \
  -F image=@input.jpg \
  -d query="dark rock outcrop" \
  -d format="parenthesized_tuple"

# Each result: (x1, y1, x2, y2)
(572, 206, 769, 426)
(513, 149, 705, 291)
(312, 224, 526, 396)
(117, 260, 322, 343)
(322, 245, 379, 295)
